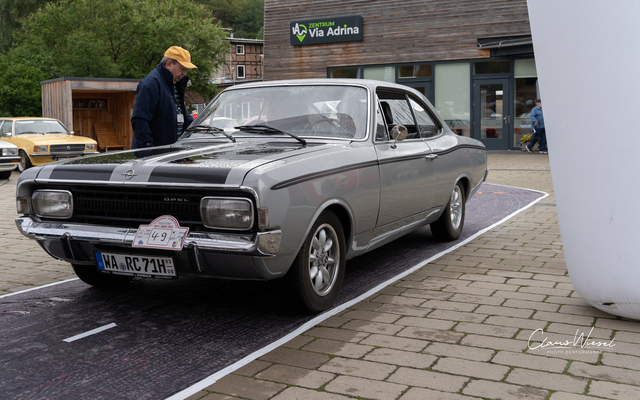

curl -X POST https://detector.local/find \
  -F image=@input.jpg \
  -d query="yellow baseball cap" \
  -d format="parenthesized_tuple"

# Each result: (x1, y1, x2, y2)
(164, 46, 197, 69)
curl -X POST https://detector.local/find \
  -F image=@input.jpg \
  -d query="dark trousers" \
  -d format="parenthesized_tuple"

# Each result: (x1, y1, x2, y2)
(528, 127, 547, 151)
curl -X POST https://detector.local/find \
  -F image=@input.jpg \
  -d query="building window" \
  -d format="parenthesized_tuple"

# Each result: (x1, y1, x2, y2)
(363, 66, 395, 83)
(435, 63, 471, 137)
(237, 65, 245, 79)
(329, 68, 359, 79)
(236, 45, 245, 55)
(513, 59, 538, 145)
(473, 61, 511, 75)
(398, 64, 432, 79)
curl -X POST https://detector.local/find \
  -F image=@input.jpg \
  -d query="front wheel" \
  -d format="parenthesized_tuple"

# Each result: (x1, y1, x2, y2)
(0, 170, 11, 179)
(72, 264, 133, 288)
(280, 211, 346, 313)
(430, 181, 466, 241)
(18, 150, 32, 172)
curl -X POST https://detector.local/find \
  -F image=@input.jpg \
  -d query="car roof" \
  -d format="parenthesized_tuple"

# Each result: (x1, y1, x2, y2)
(223, 78, 423, 95)
(0, 117, 61, 121)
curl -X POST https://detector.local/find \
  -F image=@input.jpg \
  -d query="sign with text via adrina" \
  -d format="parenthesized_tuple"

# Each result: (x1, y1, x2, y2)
(290, 16, 363, 46)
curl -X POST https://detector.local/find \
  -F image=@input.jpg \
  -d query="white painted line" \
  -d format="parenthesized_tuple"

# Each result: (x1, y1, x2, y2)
(63, 323, 117, 343)
(166, 186, 549, 400)
(0, 278, 79, 300)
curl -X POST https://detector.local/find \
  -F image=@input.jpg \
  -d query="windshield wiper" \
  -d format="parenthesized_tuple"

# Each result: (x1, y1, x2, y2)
(234, 123, 306, 145)
(185, 124, 235, 143)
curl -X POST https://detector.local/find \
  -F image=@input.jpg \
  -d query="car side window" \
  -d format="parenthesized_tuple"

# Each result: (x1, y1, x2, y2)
(0, 120, 12, 137)
(376, 90, 420, 139)
(409, 97, 440, 138)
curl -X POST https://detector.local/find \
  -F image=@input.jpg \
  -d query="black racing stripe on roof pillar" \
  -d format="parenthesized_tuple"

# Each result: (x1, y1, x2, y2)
(148, 166, 231, 184)
(48, 165, 116, 181)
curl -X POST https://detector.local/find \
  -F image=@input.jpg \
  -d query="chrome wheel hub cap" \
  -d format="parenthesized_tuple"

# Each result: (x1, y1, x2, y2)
(308, 224, 339, 296)
(450, 186, 463, 230)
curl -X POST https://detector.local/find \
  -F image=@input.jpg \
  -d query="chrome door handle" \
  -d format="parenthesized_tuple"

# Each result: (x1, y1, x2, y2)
(425, 154, 438, 159)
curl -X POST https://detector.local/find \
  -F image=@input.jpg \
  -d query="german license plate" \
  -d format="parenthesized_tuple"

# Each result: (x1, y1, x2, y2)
(95, 251, 176, 279)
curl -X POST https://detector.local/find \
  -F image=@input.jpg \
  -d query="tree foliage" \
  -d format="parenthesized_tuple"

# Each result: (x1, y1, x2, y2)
(0, 0, 230, 116)
(195, 0, 264, 39)
(0, 0, 52, 53)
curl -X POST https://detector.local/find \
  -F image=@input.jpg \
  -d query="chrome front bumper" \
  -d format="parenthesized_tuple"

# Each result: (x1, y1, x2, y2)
(15, 217, 281, 257)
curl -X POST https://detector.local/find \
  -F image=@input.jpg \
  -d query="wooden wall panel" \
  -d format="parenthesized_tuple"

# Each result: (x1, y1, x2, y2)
(264, 0, 530, 80)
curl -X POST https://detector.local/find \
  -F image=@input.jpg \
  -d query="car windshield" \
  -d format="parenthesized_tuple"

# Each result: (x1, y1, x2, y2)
(182, 85, 368, 141)
(15, 120, 69, 135)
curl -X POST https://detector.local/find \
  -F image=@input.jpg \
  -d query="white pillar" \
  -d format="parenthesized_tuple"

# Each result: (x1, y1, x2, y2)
(527, 0, 640, 319)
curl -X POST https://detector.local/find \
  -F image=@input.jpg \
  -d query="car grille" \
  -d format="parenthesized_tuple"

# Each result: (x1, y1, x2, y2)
(50, 144, 85, 152)
(72, 187, 204, 229)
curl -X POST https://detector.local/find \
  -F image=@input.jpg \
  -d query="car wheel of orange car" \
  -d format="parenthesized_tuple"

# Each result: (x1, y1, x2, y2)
(72, 264, 134, 288)
(18, 150, 32, 172)
(430, 181, 466, 241)
(282, 210, 346, 313)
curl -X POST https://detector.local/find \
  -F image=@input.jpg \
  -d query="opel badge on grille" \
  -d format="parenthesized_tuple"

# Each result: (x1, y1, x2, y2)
(67, 145, 71, 151)
(122, 169, 136, 180)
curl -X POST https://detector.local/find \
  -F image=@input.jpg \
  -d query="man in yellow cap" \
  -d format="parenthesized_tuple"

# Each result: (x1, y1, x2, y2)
(131, 46, 198, 148)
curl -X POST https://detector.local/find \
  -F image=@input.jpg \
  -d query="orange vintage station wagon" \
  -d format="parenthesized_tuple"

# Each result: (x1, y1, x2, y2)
(0, 117, 98, 172)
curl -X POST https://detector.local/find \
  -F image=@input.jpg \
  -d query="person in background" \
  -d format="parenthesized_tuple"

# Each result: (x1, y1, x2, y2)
(527, 99, 547, 154)
(131, 46, 197, 149)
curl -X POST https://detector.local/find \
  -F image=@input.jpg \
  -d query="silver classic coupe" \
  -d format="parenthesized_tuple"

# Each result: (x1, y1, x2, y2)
(15, 79, 487, 313)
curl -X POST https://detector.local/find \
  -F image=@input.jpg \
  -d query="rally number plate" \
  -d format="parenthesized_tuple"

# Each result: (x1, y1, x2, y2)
(95, 251, 177, 279)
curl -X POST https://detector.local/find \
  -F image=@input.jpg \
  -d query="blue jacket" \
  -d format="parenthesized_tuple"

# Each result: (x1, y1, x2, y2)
(131, 63, 194, 149)
(530, 106, 544, 131)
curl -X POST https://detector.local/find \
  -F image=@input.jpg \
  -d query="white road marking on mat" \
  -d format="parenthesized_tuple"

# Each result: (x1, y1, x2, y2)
(63, 323, 117, 343)
(166, 186, 549, 400)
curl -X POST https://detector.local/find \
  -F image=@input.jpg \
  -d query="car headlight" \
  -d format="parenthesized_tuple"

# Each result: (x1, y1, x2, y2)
(34, 145, 48, 153)
(32, 190, 73, 219)
(85, 144, 96, 151)
(200, 197, 253, 230)
(2, 148, 18, 156)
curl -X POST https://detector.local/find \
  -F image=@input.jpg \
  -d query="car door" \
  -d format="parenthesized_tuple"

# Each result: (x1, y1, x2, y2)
(374, 89, 436, 228)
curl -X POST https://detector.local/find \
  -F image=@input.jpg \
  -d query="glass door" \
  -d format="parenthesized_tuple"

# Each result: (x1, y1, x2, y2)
(473, 78, 510, 150)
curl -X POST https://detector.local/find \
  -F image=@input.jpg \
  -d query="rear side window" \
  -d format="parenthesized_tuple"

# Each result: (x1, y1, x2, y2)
(377, 90, 419, 139)
(409, 97, 440, 138)
(376, 90, 440, 140)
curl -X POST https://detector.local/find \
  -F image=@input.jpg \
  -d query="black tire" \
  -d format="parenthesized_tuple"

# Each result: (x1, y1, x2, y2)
(18, 150, 32, 172)
(280, 211, 346, 313)
(0, 170, 11, 179)
(72, 264, 133, 288)
(430, 181, 466, 241)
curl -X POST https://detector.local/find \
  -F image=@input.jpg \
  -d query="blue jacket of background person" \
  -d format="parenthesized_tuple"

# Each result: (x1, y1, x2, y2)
(530, 105, 544, 131)
(131, 63, 194, 149)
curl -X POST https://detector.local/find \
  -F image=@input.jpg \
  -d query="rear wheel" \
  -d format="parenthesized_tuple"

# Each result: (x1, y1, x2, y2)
(18, 150, 32, 172)
(430, 181, 466, 241)
(72, 264, 133, 288)
(280, 211, 346, 313)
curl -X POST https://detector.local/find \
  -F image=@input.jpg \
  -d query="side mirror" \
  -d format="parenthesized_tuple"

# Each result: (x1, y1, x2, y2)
(390, 125, 408, 149)
(69, 131, 75, 136)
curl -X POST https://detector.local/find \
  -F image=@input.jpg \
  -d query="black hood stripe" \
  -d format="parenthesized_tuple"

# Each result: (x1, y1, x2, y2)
(148, 166, 231, 184)
(49, 165, 116, 181)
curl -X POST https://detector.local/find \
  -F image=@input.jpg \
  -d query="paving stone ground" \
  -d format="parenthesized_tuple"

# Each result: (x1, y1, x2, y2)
(1, 152, 638, 400)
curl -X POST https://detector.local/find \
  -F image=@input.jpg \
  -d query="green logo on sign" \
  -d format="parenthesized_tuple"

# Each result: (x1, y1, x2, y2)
(292, 23, 307, 42)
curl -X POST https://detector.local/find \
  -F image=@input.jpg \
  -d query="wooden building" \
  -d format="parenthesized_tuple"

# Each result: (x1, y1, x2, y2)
(212, 37, 264, 88)
(264, 0, 538, 150)
(41, 78, 140, 151)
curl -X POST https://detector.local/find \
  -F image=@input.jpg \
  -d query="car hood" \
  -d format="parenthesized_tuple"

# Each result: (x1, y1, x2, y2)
(12, 134, 95, 144)
(32, 140, 340, 186)
(0, 140, 18, 149)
